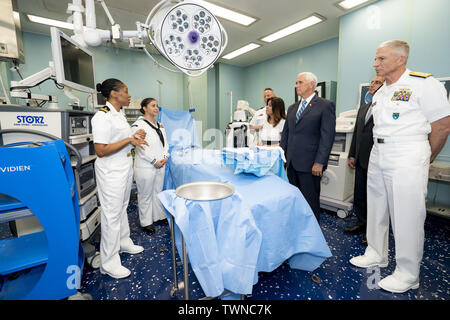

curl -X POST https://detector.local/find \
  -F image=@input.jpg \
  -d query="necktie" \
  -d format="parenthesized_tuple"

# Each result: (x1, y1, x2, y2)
(365, 104, 373, 125)
(296, 99, 308, 123)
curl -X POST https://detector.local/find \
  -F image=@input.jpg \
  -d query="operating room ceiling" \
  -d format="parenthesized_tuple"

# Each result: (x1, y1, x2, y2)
(15, 0, 378, 67)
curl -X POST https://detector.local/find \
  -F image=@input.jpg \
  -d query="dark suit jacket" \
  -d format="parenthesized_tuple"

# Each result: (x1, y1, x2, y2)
(348, 102, 374, 169)
(280, 93, 336, 172)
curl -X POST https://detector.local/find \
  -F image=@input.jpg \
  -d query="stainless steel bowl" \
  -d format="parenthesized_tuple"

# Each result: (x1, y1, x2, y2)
(175, 181, 235, 201)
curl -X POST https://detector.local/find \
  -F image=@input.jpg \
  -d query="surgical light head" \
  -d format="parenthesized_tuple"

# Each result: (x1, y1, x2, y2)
(146, 1, 228, 77)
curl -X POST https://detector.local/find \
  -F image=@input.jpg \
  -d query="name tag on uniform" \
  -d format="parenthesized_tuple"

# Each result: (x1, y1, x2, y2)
(391, 89, 412, 102)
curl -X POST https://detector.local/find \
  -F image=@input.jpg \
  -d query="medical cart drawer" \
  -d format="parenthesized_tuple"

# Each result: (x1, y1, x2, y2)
(79, 191, 99, 222)
(0, 231, 48, 276)
(69, 133, 93, 145)
(80, 207, 100, 241)
(77, 162, 96, 199)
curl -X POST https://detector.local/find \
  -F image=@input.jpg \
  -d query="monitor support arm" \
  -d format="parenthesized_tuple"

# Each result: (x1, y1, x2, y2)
(64, 87, 80, 107)
(9, 61, 58, 107)
(10, 61, 55, 91)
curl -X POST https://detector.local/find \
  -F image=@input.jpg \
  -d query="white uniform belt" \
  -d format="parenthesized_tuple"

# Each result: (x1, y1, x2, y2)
(373, 135, 428, 144)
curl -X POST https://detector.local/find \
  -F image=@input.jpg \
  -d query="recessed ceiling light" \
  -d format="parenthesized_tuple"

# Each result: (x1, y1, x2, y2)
(193, 0, 257, 26)
(260, 15, 324, 43)
(27, 14, 74, 30)
(337, 0, 371, 10)
(222, 43, 261, 60)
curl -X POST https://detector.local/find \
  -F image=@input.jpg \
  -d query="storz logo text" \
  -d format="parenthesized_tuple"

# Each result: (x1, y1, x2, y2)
(14, 115, 47, 127)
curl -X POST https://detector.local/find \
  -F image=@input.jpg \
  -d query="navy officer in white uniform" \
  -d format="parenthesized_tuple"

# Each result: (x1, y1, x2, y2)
(92, 78, 148, 279)
(349, 40, 450, 293)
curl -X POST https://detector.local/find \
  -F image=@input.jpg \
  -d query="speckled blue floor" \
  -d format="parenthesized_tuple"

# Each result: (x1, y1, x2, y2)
(1, 192, 448, 300)
(77, 191, 450, 300)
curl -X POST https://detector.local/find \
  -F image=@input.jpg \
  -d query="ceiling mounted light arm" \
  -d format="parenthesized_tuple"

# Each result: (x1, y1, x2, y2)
(98, 0, 116, 26)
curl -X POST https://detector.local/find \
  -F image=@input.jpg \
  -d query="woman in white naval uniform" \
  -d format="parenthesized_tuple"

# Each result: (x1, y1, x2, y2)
(131, 98, 169, 234)
(91, 78, 148, 279)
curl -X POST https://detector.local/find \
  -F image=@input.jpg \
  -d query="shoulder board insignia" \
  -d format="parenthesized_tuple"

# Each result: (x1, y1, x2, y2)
(100, 106, 110, 113)
(159, 123, 164, 128)
(409, 71, 433, 78)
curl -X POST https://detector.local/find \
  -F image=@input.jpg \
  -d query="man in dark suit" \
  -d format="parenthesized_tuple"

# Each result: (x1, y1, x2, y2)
(281, 72, 336, 223)
(345, 76, 384, 245)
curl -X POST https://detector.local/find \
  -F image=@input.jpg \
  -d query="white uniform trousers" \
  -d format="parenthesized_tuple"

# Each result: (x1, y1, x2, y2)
(365, 138, 430, 283)
(134, 165, 166, 227)
(96, 158, 135, 272)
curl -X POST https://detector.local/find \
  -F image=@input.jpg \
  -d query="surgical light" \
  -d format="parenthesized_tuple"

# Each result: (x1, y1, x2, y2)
(144, 0, 228, 77)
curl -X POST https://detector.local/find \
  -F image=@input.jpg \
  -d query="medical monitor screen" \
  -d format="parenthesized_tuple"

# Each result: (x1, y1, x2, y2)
(61, 37, 95, 91)
(51, 27, 96, 93)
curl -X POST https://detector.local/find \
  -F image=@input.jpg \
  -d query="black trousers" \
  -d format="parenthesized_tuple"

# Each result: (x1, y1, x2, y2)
(353, 163, 368, 226)
(287, 164, 321, 223)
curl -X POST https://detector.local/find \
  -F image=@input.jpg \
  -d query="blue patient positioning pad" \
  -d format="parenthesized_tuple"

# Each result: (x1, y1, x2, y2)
(222, 146, 287, 180)
(158, 147, 332, 298)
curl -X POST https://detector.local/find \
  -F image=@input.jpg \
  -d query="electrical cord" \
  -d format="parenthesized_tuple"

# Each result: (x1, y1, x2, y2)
(0, 129, 82, 171)
(54, 80, 65, 90)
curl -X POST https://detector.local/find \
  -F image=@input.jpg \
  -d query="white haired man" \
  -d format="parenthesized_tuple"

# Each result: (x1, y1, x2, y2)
(349, 40, 450, 293)
(281, 72, 336, 223)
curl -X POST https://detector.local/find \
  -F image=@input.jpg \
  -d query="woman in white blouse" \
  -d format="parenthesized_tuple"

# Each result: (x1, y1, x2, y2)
(131, 98, 169, 234)
(257, 97, 286, 147)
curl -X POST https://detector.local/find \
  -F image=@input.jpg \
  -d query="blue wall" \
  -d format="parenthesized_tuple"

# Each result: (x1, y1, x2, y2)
(216, 63, 245, 134)
(243, 37, 339, 110)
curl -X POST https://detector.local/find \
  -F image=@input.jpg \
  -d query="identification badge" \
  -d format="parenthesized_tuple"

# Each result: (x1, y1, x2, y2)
(391, 89, 412, 102)
(393, 112, 400, 120)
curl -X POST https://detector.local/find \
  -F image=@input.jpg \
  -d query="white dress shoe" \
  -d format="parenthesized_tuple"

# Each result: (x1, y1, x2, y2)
(378, 274, 419, 293)
(349, 254, 388, 268)
(120, 244, 144, 254)
(100, 265, 131, 279)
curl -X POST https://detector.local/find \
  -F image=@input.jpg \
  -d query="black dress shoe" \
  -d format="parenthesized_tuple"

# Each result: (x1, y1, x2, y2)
(361, 235, 367, 246)
(344, 224, 366, 234)
(143, 224, 155, 234)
